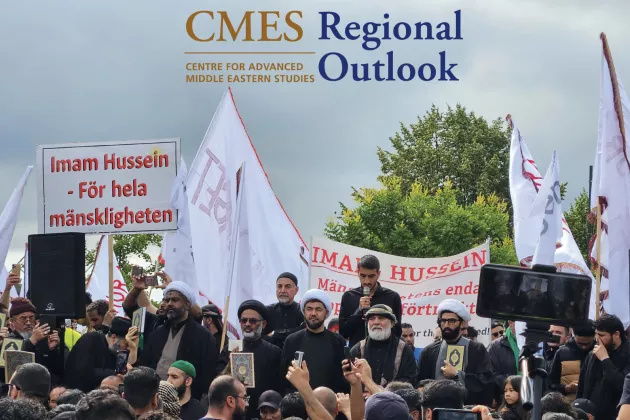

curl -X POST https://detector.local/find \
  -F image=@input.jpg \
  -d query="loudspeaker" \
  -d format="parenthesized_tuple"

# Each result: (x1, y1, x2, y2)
(28, 232, 86, 319)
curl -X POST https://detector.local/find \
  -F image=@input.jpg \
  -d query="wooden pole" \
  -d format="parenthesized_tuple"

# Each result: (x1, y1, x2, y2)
(595, 204, 602, 319)
(108, 236, 114, 311)
(220, 295, 230, 351)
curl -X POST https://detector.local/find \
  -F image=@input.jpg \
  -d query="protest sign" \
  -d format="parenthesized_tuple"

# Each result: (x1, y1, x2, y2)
(36, 139, 180, 234)
(309, 237, 492, 346)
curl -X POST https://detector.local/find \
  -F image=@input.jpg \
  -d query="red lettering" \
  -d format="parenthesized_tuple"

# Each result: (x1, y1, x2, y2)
(144, 155, 153, 167)
(438, 264, 449, 275)
(451, 260, 461, 272)
(320, 249, 338, 268)
(317, 278, 329, 290)
(472, 250, 487, 266)
(445, 286, 454, 295)
(390, 265, 406, 281)
(135, 211, 144, 223)
(311, 246, 320, 263)
(409, 267, 423, 282)
(427, 266, 437, 278)
(338, 255, 353, 272)
(152, 210, 162, 222)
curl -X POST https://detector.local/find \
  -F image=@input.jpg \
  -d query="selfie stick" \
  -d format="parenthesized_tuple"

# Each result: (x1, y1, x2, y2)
(519, 264, 560, 420)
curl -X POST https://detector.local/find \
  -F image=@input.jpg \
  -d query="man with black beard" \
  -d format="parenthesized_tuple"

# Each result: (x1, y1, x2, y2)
(237, 300, 282, 419)
(141, 281, 217, 400)
(65, 317, 137, 392)
(577, 314, 630, 420)
(280, 289, 348, 393)
(416, 299, 493, 406)
(167, 360, 207, 420)
(202, 303, 230, 375)
(265, 272, 305, 349)
(349, 304, 417, 387)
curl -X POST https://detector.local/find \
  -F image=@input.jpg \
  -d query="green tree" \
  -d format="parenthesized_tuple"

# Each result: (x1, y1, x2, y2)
(86, 234, 163, 289)
(324, 177, 518, 265)
(564, 188, 591, 263)
(377, 104, 512, 206)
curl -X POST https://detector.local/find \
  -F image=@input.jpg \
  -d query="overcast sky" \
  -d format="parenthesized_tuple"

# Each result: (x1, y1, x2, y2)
(1, 0, 628, 266)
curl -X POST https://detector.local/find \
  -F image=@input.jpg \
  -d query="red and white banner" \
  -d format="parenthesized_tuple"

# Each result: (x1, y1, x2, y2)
(309, 237, 491, 347)
(86, 235, 129, 316)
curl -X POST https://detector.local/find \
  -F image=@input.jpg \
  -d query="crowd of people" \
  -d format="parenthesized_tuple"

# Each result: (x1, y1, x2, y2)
(1, 254, 630, 420)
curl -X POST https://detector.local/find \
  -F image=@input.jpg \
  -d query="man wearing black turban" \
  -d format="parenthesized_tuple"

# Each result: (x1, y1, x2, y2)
(236, 299, 282, 419)
(264, 272, 304, 349)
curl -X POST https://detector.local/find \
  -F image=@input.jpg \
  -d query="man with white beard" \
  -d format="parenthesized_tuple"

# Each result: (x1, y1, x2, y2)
(416, 299, 494, 406)
(349, 304, 417, 387)
(236, 300, 282, 420)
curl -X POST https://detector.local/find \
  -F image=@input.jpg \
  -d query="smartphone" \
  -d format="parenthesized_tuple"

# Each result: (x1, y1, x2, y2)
(144, 275, 159, 287)
(131, 266, 143, 277)
(432, 408, 481, 420)
(343, 347, 353, 371)
(294, 351, 304, 367)
(40, 314, 57, 330)
(10, 264, 21, 276)
(476, 264, 592, 327)
(116, 350, 130, 374)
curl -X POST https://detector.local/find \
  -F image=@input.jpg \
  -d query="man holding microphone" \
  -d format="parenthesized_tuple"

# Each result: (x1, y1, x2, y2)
(338, 255, 403, 348)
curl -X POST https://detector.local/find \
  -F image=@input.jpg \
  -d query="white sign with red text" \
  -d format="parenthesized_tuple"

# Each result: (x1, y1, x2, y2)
(36, 138, 180, 234)
(309, 237, 491, 347)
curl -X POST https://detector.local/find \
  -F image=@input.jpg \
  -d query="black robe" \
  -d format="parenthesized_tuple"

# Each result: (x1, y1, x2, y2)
(265, 301, 305, 349)
(350, 335, 417, 386)
(417, 338, 494, 406)
(213, 331, 230, 375)
(141, 315, 217, 400)
(242, 337, 282, 420)
(64, 332, 116, 392)
(280, 329, 349, 394)
(9, 331, 65, 386)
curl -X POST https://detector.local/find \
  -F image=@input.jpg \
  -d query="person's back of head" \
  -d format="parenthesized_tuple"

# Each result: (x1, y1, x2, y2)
(542, 413, 575, 420)
(312, 387, 337, 416)
(207, 375, 240, 410)
(137, 409, 179, 420)
(420, 379, 465, 419)
(541, 392, 576, 417)
(57, 389, 85, 406)
(394, 388, 422, 415)
(280, 392, 307, 419)
(74, 388, 135, 420)
(122, 367, 160, 413)
(47, 404, 77, 419)
(386, 381, 414, 392)
(10, 362, 51, 407)
(0, 397, 48, 419)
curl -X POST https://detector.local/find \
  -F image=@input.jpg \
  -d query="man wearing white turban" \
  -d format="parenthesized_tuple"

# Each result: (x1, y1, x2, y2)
(416, 299, 494, 406)
(280, 289, 349, 394)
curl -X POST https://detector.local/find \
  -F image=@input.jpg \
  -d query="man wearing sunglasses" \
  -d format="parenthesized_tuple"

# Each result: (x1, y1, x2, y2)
(490, 320, 505, 342)
(236, 300, 282, 420)
(416, 299, 493, 406)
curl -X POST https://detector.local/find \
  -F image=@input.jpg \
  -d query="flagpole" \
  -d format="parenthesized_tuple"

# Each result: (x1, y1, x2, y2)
(595, 204, 602, 319)
(108, 235, 114, 312)
(220, 162, 246, 351)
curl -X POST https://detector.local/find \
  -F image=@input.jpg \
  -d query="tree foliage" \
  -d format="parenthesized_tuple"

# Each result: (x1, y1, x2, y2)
(564, 189, 591, 263)
(377, 104, 512, 206)
(86, 234, 162, 289)
(324, 178, 518, 265)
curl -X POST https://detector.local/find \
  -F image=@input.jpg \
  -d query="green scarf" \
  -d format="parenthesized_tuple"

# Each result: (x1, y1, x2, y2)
(505, 327, 521, 374)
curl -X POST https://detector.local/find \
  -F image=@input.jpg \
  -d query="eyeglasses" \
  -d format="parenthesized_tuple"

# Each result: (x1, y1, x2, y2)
(239, 318, 261, 325)
(492, 331, 504, 338)
(230, 394, 250, 403)
(438, 318, 460, 326)
(14, 316, 35, 324)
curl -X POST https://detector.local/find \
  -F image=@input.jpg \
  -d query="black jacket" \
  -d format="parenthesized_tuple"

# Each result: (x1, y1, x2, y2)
(486, 337, 517, 403)
(8, 331, 65, 386)
(281, 329, 349, 394)
(339, 283, 402, 348)
(64, 332, 116, 392)
(352, 335, 417, 386)
(265, 302, 304, 349)
(141, 315, 217, 400)
(577, 340, 630, 420)
(241, 338, 282, 420)
(548, 338, 592, 396)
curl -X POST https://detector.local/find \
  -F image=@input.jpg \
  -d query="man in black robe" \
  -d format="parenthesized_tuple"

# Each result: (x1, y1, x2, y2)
(416, 299, 493, 406)
(64, 317, 132, 392)
(280, 289, 348, 394)
(140, 281, 217, 400)
(236, 300, 282, 420)
(265, 272, 305, 349)
(349, 304, 417, 387)
(201, 303, 230, 375)
(339, 255, 402, 348)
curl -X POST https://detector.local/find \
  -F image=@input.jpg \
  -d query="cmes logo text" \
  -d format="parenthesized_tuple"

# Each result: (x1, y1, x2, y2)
(186, 11, 303, 42)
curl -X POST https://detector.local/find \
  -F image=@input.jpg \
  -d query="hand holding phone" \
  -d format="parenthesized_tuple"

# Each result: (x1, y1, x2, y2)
(116, 350, 130, 374)
(432, 408, 481, 420)
(343, 347, 354, 372)
(293, 351, 304, 367)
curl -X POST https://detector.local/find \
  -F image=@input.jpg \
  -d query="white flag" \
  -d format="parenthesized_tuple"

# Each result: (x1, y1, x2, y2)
(160, 158, 205, 306)
(186, 89, 309, 339)
(508, 116, 596, 324)
(589, 34, 630, 327)
(86, 235, 129, 316)
(0, 166, 33, 276)
(531, 151, 563, 266)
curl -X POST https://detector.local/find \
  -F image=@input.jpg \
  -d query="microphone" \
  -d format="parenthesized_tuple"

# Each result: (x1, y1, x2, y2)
(362, 286, 370, 317)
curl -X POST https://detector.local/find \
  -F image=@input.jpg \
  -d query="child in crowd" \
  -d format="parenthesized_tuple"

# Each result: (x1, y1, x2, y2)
(500, 376, 528, 419)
